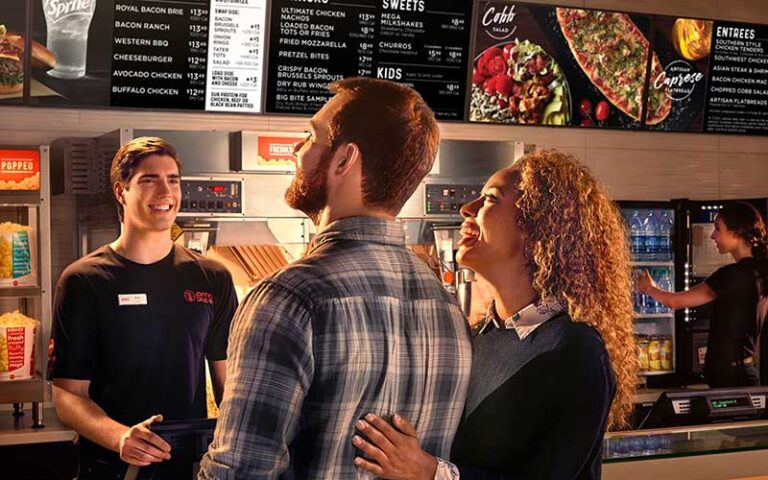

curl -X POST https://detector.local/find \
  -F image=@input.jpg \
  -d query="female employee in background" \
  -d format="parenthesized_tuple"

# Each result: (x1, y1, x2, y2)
(351, 150, 637, 479)
(638, 201, 768, 388)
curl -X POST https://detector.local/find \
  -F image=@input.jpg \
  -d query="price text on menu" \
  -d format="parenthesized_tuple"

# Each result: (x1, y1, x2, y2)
(110, 0, 266, 112)
(704, 21, 768, 134)
(266, 0, 471, 120)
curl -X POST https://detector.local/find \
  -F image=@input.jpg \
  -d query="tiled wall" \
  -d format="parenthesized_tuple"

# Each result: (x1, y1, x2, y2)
(0, 0, 766, 201)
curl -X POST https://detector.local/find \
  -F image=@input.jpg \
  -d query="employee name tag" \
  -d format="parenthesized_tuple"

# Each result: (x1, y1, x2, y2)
(118, 294, 148, 306)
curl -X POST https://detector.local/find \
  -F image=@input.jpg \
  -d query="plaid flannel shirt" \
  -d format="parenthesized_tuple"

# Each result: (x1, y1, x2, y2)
(199, 217, 472, 479)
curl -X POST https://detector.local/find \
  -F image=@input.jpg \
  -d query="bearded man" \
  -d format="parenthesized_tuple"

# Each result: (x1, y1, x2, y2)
(199, 78, 472, 479)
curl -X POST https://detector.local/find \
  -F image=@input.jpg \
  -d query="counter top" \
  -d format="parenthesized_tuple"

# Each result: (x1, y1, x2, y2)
(633, 384, 710, 405)
(0, 407, 76, 446)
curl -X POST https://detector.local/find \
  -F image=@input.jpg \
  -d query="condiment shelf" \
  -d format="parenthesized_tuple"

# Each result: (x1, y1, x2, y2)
(634, 313, 675, 319)
(0, 286, 42, 298)
(0, 374, 45, 403)
(631, 261, 674, 267)
(640, 370, 675, 376)
(0, 192, 42, 207)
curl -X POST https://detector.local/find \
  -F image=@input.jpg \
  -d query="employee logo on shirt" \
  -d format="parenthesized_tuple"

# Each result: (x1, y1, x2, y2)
(184, 289, 213, 305)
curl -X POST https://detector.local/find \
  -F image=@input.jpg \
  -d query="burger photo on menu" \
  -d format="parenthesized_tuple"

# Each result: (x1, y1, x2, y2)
(469, 2, 666, 129)
(0, 24, 57, 97)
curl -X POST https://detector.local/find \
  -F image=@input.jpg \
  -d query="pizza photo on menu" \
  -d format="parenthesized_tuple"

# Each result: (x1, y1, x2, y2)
(556, 8, 671, 125)
(470, 39, 570, 125)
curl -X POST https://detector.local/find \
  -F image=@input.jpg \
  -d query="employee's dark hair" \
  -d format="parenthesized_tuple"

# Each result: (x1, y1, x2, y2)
(326, 77, 439, 214)
(110, 136, 181, 222)
(718, 201, 768, 295)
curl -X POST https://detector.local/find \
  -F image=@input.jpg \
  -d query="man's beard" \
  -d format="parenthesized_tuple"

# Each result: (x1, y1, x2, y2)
(285, 147, 333, 224)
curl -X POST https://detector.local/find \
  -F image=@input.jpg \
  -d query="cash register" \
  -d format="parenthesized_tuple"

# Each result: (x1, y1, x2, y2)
(123, 418, 216, 480)
(640, 386, 768, 428)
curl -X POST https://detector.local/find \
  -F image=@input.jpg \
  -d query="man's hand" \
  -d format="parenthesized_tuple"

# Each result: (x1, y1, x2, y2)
(118, 415, 172, 466)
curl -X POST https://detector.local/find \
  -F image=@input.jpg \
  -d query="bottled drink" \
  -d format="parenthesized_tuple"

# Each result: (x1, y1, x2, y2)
(628, 210, 644, 260)
(643, 211, 660, 261)
(43, 0, 96, 79)
(655, 270, 672, 313)
(660, 336, 673, 371)
(658, 211, 673, 261)
(648, 336, 662, 371)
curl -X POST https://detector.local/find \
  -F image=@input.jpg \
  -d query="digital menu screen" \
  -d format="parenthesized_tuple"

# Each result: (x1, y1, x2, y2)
(265, 0, 472, 120)
(469, 2, 654, 129)
(30, 0, 266, 113)
(703, 21, 768, 135)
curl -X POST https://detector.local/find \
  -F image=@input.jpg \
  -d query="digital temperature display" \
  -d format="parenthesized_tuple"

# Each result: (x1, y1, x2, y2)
(710, 396, 751, 410)
(179, 178, 243, 216)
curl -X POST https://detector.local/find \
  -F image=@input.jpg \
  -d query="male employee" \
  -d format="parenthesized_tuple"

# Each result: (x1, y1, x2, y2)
(200, 78, 472, 479)
(48, 136, 238, 479)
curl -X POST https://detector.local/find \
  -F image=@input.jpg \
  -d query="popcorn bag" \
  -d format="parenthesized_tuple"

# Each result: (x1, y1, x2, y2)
(0, 311, 39, 381)
(0, 222, 36, 287)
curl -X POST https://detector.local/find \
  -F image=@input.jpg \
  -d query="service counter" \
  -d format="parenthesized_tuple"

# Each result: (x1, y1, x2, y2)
(603, 420, 768, 479)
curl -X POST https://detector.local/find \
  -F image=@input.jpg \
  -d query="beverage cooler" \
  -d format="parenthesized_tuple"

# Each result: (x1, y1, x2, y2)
(620, 202, 677, 387)
(620, 198, 768, 388)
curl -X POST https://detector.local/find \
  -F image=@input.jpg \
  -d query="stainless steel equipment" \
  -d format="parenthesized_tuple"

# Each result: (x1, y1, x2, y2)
(51, 130, 527, 308)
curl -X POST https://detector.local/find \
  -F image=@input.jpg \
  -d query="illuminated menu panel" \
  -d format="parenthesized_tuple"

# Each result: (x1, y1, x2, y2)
(32, 0, 266, 113)
(265, 0, 471, 120)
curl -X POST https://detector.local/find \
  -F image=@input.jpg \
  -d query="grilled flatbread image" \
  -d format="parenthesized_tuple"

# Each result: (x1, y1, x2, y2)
(556, 8, 671, 125)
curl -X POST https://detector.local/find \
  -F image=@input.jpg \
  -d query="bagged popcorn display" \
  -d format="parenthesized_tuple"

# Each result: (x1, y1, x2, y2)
(0, 222, 36, 287)
(0, 310, 39, 381)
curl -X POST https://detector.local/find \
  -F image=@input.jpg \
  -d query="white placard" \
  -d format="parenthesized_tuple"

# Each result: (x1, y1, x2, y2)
(205, 0, 267, 112)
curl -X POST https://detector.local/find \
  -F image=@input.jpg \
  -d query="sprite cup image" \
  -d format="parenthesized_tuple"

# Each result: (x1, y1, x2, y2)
(42, 0, 96, 79)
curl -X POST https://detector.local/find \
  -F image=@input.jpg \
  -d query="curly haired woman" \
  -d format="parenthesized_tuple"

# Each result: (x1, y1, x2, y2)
(351, 150, 637, 479)
(639, 201, 768, 387)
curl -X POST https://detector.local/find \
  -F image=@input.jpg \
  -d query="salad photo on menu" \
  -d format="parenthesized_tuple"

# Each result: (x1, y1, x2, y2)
(470, 2, 658, 129)
(470, 39, 570, 125)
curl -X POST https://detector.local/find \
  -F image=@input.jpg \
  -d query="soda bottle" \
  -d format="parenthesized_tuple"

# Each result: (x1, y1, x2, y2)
(658, 211, 673, 261)
(643, 211, 660, 261)
(628, 210, 644, 260)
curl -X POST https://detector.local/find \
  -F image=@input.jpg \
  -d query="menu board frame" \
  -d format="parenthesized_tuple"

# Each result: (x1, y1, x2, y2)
(0, 0, 766, 137)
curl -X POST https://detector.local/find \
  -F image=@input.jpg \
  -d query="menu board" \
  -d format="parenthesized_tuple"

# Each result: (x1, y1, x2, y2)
(265, 0, 472, 120)
(469, 2, 654, 129)
(703, 21, 768, 135)
(29, 0, 266, 113)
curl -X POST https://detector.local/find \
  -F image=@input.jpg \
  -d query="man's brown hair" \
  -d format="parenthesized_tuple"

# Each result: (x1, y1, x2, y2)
(110, 136, 180, 222)
(327, 78, 440, 214)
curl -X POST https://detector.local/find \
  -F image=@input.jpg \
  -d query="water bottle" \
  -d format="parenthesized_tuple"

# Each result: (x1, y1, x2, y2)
(643, 211, 660, 261)
(628, 210, 644, 260)
(642, 268, 656, 313)
(658, 211, 673, 261)
(655, 270, 672, 313)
